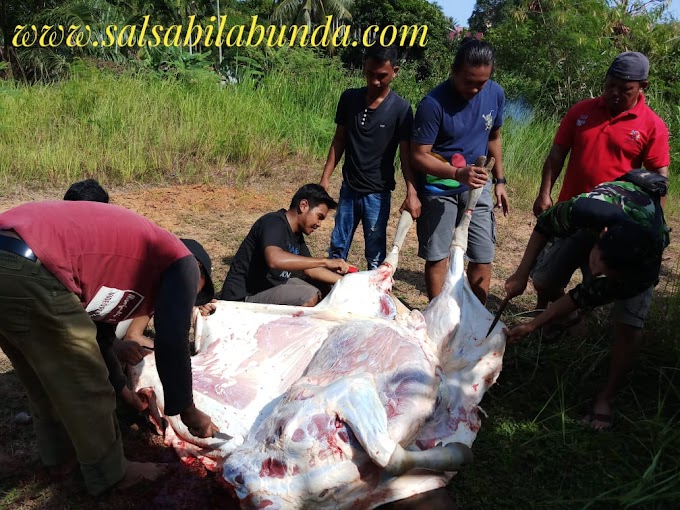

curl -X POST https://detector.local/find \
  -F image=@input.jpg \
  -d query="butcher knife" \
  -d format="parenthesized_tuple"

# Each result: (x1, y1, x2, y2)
(486, 295, 510, 337)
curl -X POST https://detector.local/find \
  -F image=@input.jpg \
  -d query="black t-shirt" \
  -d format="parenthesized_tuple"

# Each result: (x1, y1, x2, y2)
(336, 87, 413, 194)
(220, 210, 311, 301)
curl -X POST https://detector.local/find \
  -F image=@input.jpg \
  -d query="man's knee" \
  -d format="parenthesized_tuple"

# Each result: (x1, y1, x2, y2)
(301, 291, 322, 307)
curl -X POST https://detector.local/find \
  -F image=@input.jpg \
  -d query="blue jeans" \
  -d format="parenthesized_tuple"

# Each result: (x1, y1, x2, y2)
(329, 182, 391, 270)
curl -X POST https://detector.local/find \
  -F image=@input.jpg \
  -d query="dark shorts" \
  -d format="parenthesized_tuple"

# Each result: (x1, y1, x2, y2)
(417, 183, 496, 263)
(531, 233, 654, 328)
(244, 277, 321, 306)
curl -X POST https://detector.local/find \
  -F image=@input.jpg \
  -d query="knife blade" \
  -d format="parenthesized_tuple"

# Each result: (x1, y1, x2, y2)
(486, 296, 510, 337)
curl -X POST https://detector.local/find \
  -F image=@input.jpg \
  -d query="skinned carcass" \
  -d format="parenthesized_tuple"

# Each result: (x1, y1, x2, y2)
(130, 161, 506, 508)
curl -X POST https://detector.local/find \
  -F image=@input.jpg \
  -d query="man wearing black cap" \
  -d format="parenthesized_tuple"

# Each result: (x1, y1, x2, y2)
(0, 200, 219, 494)
(527, 52, 670, 429)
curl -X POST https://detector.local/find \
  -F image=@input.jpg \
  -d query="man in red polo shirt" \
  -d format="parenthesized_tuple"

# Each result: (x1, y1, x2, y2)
(0, 201, 219, 494)
(528, 52, 670, 430)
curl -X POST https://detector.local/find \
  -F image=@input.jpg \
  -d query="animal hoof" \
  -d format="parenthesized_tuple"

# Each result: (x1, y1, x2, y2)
(445, 442, 473, 467)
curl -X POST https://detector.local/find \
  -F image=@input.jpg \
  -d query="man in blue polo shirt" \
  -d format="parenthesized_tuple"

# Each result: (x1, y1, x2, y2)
(320, 45, 419, 270)
(411, 39, 509, 304)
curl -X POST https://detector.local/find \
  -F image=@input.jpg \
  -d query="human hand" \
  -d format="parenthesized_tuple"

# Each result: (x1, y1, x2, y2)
(114, 340, 151, 366)
(120, 386, 149, 413)
(198, 299, 217, 317)
(494, 183, 510, 216)
(532, 193, 552, 217)
(399, 192, 421, 219)
(319, 177, 330, 193)
(324, 258, 350, 275)
(456, 165, 488, 189)
(504, 272, 528, 300)
(180, 404, 220, 438)
(503, 323, 535, 342)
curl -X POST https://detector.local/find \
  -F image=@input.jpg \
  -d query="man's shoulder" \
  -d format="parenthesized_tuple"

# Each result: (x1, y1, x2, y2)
(638, 101, 669, 130)
(340, 87, 366, 103)
(254, 209, 287, 229)
(484, 79, 505, 97)
(425, 80, 450, 102)
(385, 91, 413, 118)
(567, 97, 602, 115)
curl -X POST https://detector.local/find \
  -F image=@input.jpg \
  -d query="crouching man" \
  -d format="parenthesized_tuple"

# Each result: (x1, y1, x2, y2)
(220, 184, 350, 306)
(0, 200, 219, 495)
(504, 170, 669, 430)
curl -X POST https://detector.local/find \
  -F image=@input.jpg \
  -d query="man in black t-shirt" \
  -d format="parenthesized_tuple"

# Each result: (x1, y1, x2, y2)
(220, 184, 350, 306)
(319, 45, 420, 270)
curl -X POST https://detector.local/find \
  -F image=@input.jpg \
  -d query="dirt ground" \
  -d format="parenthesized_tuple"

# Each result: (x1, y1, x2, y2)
(1, 176, 678, 509)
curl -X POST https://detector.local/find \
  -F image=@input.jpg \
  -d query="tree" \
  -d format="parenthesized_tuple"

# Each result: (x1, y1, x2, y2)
(468, 0, 521, 32)
(486, 0, 680, 112)
(271, 0, 353, 27)
(340, 0, 455, 88)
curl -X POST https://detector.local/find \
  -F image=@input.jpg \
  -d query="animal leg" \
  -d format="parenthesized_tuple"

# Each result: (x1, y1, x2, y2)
(328, 374, 398, 469)
(385, 442, 473, 476)
(328, 375, 472, 476)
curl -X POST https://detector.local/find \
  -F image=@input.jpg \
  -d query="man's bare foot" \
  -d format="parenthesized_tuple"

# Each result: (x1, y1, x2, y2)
(582, 399, 613, 431)
(46, 456, 79, 479)
(117, 461, 169, 490)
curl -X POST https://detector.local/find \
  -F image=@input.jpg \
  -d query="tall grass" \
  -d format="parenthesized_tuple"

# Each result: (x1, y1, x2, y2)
(0, 65, 351, 186)
(0, 65, 677, 215)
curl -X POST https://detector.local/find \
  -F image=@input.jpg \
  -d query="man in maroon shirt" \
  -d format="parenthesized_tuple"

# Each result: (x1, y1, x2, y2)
(0, 201, 218, 494)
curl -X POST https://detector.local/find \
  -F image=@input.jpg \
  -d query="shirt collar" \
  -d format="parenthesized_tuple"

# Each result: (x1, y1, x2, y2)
(597, 91, 646, 120)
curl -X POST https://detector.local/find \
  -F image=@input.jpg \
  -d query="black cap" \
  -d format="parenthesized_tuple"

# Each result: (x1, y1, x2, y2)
(181, 238, 215, 306)
(607, 51, 649, 81)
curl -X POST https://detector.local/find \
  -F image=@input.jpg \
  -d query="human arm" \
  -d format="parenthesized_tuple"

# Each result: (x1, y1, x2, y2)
(410, 143, 488, 187)
(264, 245, 349, 286)
(410, 95, 487, 188)
(398, 140, 421, 218)
(533, 144, 570, 217)
(487, 127, 509, 216)
(504, 229, 550, 300)
(112, 315, 154, 365)
(320, 124, 346, 191)
(648, 166, 669, 208)
(122, 315, 153, 347)
(95, 322, 149, 412)
(154, 255, 219, 437)
(505, 293, 579, 342)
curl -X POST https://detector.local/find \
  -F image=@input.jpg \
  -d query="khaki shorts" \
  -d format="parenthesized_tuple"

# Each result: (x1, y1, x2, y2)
(417, 183, 496, 264)
(531, 232, 654, 328)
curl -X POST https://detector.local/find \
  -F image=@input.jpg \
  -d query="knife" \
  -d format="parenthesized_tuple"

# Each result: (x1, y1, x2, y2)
(486, 296, 510, 337)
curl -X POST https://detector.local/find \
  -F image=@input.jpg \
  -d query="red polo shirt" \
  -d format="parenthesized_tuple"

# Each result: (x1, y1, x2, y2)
(554, 94, 670, 202)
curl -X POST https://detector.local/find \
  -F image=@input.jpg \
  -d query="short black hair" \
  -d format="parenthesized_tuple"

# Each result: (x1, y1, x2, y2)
(64, 178, 109, 203)
(452, 40, 495, 71)
(364, 45, 399, 67)
(597, 221, 660, 278)
(290, 184, 338, 211)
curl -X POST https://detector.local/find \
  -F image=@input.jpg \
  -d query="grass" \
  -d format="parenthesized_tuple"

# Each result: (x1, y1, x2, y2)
(1, 64, 678, 215)
(0, 66, 679, 509)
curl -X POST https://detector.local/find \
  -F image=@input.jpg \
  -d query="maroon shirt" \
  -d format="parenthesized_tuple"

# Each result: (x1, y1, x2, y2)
(0, 201, 190, 322)
(0, 201, 198, 415)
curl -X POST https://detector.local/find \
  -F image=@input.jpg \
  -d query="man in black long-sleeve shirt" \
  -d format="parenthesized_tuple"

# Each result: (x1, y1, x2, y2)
(0, 201, 218, 495)
(503, 170, 669, 429)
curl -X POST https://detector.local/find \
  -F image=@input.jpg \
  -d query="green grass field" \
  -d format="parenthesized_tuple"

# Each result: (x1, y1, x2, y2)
(0, 66, 679, 509)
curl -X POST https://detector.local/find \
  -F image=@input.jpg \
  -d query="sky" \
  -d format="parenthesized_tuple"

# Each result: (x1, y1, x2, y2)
(437, 0, 680, 26)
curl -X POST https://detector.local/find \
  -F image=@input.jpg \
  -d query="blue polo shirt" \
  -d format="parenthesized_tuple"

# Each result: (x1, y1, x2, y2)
(412, 78, 505, 196)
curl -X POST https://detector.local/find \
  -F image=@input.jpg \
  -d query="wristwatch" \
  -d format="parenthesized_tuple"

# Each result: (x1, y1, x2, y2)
(492, 177, 507, 184)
